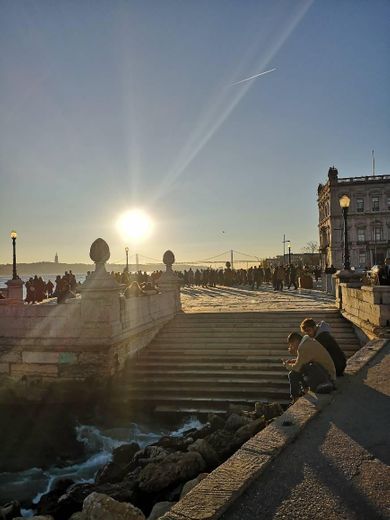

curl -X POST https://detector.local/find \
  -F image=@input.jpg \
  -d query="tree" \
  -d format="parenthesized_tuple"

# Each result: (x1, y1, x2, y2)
(302, 241, 319, 254)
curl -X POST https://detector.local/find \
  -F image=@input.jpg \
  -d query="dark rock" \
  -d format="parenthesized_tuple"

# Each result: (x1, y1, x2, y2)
(138, 451, 206, 493)
(152, 436, 188, 452)
(112, 442, 140, 466)
(180, 473, 208, 499)
(207, 414, 225, 431)
(0, 500, 21, 519)
(224, 413, 251, 432)
(232, 417, 266, 447)
(262, 402, 284, 421)
(187, 439, 220, 469)
(36, 479, 75, 518)
(185, 424, 212, 441)
(134, 446, 168, 463)
(205, 429, 236, 458)
(147, 501, 174, 520)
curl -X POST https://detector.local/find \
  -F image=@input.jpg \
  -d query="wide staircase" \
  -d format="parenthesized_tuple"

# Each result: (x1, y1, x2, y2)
(119, 310, 362, 414)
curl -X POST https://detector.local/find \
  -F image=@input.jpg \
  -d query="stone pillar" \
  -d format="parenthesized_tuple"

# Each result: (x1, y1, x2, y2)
(80, 238, 122, 338)
(5, 278, 24, 302)
(157, 250, 182, 311)
(333, 269, 362, 309)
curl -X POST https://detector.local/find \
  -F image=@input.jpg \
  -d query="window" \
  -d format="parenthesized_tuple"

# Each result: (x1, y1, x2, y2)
(357, 228, 365, 242)
(372, 196, 380, 211)
(356, 198, 364, 212)
(387, 197, 390, 210)
(358, 253, 366, 267)
(373, 226, 383, 241)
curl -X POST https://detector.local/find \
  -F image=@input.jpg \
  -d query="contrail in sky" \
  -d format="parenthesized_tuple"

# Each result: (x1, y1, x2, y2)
(231, 67, 276, 86)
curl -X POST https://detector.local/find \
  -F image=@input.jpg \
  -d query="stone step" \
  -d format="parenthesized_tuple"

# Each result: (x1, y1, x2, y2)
(131, 369, 285, 377)
(144, 346, 358, 356)
(122, 385, 288, 402)
(133, 361, 284, 369)
(128, 376, 288, 385)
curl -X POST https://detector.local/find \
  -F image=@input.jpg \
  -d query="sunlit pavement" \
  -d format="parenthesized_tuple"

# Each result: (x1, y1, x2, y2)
(180, 284, 336, 313)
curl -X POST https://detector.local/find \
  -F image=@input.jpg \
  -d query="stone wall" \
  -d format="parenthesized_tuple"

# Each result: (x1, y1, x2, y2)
(338, 283, 390, 338)
(0, 291, 179, 383)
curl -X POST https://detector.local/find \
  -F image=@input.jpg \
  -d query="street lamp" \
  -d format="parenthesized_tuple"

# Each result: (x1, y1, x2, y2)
(10, 230, 19, 280)
(287, 241, 292, 265)
(339, 194, 351, 270)
(125, 246, 129, 273)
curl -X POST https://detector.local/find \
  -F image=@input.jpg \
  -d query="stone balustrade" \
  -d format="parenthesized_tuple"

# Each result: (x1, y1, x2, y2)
(334, 271, 390, 338)
(0, 239, 181, 388)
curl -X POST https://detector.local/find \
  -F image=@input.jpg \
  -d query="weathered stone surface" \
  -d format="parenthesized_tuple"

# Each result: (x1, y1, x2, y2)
(82, 492, 145, 520)
(147, 501, 175, 520)
(22, 352, 61, 364)
(95, 442, 140, 485)
(10, 363, 59, 377)
(187, 439, 219, 468)
(138, 452, 206, 493)
(205, 429, 235, 458)
(207, 413, 225, 431)
(180, 473, 208, 499)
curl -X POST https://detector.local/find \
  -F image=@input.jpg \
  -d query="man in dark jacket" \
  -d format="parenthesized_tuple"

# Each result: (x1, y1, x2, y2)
(300, 318, 346, 376)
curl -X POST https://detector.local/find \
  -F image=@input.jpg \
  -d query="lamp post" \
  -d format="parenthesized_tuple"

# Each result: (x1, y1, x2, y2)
(339, 195, 351, 270)
(10, 230, 19, 280)
(125, 246, 129, 273)
(288, 241, 291, 265)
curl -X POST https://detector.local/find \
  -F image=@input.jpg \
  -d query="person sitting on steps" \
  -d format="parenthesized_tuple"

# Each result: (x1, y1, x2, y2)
(283, 332, 336, 402)
(300, 318, 346, 376)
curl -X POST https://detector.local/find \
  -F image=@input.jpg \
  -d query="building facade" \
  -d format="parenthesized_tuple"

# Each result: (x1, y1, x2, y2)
(318, 167, 390, 269)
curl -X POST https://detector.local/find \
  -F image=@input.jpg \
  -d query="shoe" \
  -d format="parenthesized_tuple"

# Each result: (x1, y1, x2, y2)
(316, 382, 335, 394)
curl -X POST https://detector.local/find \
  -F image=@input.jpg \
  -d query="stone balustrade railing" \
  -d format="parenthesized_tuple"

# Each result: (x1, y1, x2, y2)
(334, 270, 390, 339)
(0, 239, 182, 386)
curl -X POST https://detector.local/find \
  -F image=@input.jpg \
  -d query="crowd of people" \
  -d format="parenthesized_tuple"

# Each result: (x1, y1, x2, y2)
(179, 263, 320, 291)
(283, 317, 347, 403)
(25, 271, 78, 303)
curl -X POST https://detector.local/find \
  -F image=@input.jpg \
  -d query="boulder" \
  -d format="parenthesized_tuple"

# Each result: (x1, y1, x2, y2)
(134, 446, 168, 463)
(69, 514, 85, 520)
(0, 500, 21, 519)
(180, 473, 208, 499)
(152, 436, 188, 452)
(224, 413, 250, 432)
(207, 414, 225, 431)
(112, 442, 140, 466)
(35, 478, 75, 517)
(185, 424, 211, 441)
(147, 501, 175, 520)
(262, 402, 284, 421)
(82, 492, 145, 520)
(232, 417, 266, 447)
(138, 451, 206, 493)
(205, 429, 235, 458)
(187, 439, 219, 468)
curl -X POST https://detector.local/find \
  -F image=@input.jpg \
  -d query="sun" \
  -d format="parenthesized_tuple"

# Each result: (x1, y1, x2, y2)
(116, 209, 154, 241)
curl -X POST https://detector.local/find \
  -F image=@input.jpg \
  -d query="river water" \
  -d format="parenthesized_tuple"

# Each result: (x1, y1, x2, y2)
(0, 416, 203, 517)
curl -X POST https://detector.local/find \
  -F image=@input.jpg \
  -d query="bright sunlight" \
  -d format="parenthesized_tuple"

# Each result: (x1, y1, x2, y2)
(116, 210, 154, 241)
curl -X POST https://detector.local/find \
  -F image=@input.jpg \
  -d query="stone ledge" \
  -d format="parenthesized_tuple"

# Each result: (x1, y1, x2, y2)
(161, 338, 389, 520)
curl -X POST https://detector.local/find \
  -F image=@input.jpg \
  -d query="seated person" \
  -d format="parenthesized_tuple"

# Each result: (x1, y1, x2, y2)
(124, 281, 144, 298)
(284, 332, 336, 402)
(300, 318, 346, 376)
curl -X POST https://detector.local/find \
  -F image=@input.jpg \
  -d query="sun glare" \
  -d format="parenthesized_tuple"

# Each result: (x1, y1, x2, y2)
(117, 210, 154, 241)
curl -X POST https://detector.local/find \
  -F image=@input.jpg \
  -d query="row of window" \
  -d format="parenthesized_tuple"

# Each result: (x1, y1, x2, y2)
(356, 226, 384, 242)
(355, 196, 390, 213)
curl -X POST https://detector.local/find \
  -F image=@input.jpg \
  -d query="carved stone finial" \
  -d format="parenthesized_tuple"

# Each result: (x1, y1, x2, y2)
(163, 250, 175, 272)
(90, 238, 110, 264)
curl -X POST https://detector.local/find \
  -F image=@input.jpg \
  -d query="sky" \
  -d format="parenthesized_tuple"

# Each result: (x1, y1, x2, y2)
(0, 0, 389, 265)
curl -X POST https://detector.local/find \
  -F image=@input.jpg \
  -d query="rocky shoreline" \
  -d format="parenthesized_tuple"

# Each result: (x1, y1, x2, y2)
(1, 402, 283, 520)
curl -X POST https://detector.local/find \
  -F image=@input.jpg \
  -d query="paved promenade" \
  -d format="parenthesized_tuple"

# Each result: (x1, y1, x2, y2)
(181, 285, 336, 313)
(220, 342, 390, 520)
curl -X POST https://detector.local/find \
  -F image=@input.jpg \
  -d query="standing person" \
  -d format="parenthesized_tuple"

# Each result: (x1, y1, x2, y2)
(287, 264, 298, 290)
(300, 318, 346, 376)
(276, 265, 285, 291)
(46, 279, 54, 297)
(283, 332, 336, 402)
(378, 257, 390, 285)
